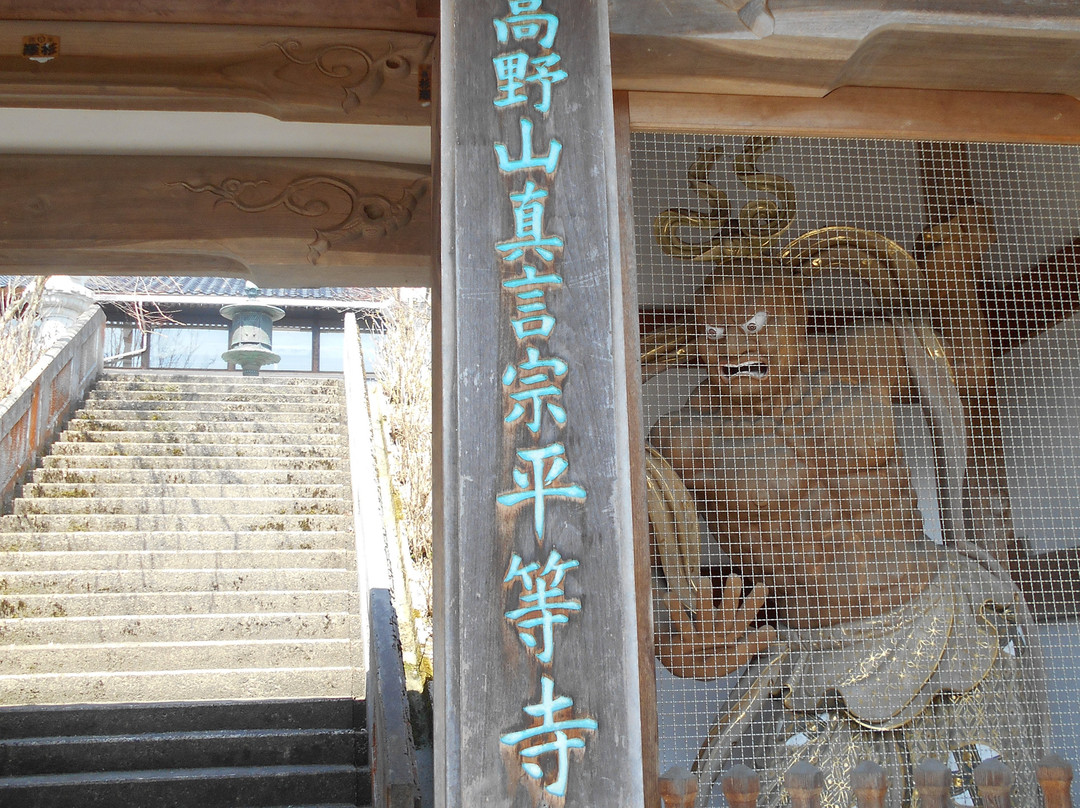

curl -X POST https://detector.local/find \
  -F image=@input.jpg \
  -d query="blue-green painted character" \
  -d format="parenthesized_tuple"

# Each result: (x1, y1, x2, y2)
(500, 675, 597, 797)
(494, 118, 562, 174)
(493, 0, 559, 49)
(498, 443, 586, 541)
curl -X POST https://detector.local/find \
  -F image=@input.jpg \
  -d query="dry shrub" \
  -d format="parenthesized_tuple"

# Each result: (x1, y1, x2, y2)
(0, 278, 51, 401)
(375, 290, 433, 629)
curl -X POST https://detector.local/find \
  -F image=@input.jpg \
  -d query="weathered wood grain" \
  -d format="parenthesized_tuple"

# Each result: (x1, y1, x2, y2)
(627, 88, 1080, 144)
(0, 21, 433, 124)
(0, 1, 435, 34)
(0, 155, 432, 288)
(438, 0, 646, 805)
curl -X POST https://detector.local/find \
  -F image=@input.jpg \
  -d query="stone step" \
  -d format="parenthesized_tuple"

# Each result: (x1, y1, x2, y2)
(49, 441, 347, 459)
(14, 496, 351, 516)
(0, 637, 351, 675)
(0, 590, 357, 619)
(74, 405, 345, 424)
(0, 612, 354, 645)
(1, 549, 351, 572)
(95, 372, 345, 389)
(88, 388, 345, 406)
(0, 666, 357, 705)
(41, 454, 346, 472)
(24, 482, 351, 501)
(78, 399, 345, 417)
(31, 467, 349, 486)
(59, 428, 346, 447)
(0, 763, 359, 808)
(14, 495, 351, 517)
(1, 513, 352, 533)
(0, 727, 357, 776)
(0, 698, 361, 740)
(67, 417, 346, 436)
(0, 568, 353, 595)
(4, 530, 350, 553)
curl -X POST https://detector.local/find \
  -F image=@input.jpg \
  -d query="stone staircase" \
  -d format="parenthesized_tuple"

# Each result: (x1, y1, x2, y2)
(0, 370, 371, 807)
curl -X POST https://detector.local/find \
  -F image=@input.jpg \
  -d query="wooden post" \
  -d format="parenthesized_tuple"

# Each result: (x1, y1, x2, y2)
(659, 766, 697, 808)
(974, 758, 1014, 808)
(437, 0, 647, 806)
(785, 761, 824, 808)
(721, 764, 760, 808)
(914, 759, 952, 808)
(851, 760, 887, 808)
(1037, 754, 1074, 808)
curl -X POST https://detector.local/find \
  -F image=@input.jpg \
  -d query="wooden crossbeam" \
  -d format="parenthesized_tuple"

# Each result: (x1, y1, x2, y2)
(0, 155, 432, 288)
(0, 21, 433, 124)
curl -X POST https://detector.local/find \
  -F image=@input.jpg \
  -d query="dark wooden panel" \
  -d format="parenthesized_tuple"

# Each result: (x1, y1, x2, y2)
(438, 1, 646, 805)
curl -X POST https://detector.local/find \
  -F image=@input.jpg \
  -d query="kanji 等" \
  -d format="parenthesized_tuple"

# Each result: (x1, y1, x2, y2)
(504, 550, 580, 663)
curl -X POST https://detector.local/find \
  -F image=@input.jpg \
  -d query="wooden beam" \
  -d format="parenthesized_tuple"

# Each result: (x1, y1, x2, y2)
(0, 21, 433, 124)
(610, 4, 1080, 99)
(438, 0, 647, 804)
(627, 87, 1080, 144)
(0, 155, 432, 288)
(0, 2, 436, 34)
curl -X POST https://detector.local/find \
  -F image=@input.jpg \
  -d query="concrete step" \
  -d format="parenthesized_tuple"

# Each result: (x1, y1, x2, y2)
(1, 513, 353, 533)
(49, 441, 347, 459)
(0, 763, 359, 808)
(1, 549, 351, 572)
(0, 698, 361, 739)
(0, 568, 353, 595)
(31, 467, 349, 486)
(14, 496, 351, 516)
(0, 590, 357, 618)
(0, 727, 357, 776)
(66, 418, 346, 436)
(59, 428, 346, 447)
(74, 405, 345, 423)
(24, 482, 351, 501)
(41, 454, 347, 472)
(0, 666, 357, 705)
(4, 530, 350, 553)
(0, 612, 354, 645)
(88, 388, 345, 406)
(78, 397, 343, 416)
(0, 637, 351, 675)
(95, 371, 345, 389)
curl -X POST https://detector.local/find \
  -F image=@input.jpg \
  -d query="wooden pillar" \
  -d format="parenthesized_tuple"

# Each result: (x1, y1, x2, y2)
(437, 1, 649, 806)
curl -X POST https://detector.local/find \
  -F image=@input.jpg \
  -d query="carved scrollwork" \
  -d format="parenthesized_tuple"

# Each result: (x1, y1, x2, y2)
(655, 136, 796, 261)
(174, 175, 431, 264)
(270, 37, 433, 113)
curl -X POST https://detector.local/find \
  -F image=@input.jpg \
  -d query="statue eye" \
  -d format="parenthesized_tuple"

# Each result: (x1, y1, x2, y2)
(705, 325, 725, 340)
(742, 311, 768, 334)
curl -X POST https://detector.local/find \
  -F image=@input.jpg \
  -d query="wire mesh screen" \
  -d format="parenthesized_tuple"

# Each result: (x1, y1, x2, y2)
(631, 132, 1080, 808)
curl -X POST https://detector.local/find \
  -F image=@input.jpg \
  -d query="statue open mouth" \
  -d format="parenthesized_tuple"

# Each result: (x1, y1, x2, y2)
(721, 361, 769, 378)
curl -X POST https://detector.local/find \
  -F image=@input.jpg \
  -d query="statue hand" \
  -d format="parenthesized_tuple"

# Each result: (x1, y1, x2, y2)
(656, 575, 777, 680)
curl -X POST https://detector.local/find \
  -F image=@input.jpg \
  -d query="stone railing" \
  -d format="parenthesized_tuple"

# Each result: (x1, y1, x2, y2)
(658, 755, 1074, 808)
(0, 304, 105, 514)
(343, 311, 421, 808)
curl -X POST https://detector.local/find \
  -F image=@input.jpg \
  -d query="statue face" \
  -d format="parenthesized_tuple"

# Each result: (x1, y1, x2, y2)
(694, 270, 806, 408)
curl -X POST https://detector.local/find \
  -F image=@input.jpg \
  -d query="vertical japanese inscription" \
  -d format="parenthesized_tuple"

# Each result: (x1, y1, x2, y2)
(489, 0, 596, 800)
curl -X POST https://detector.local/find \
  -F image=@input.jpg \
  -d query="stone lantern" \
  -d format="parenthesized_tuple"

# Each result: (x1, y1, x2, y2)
(219, 302, 285, 376)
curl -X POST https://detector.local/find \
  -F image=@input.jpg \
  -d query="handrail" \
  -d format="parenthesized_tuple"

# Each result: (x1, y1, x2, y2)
(343, 311, 420, 808)
(0, 305, 105, 514)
